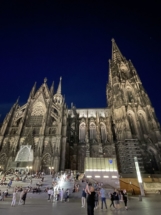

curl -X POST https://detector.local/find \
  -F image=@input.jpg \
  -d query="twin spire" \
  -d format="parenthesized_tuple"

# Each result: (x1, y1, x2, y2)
(56, 77, 62, 94)
(111, 38, 124, 63)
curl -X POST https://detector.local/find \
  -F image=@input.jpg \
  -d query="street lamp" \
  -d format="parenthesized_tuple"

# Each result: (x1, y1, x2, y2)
(49, 167, 54, 175)
(49, 167, 51, 175)
(29, 166, 32, 174)
(134, 157, 145, 196)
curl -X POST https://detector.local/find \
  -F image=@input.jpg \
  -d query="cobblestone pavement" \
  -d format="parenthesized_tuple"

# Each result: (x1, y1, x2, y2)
(0, 194, 161, 215)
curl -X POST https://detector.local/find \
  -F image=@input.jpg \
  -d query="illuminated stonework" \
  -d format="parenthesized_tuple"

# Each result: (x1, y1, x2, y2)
(0, 40, 161, 175)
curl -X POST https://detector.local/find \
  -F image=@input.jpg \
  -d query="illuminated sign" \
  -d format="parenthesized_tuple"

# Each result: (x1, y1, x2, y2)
(109, 159, 113, 164)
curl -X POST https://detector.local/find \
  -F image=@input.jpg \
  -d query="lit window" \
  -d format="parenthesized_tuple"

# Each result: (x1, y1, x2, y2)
(112, 176, 117, 178)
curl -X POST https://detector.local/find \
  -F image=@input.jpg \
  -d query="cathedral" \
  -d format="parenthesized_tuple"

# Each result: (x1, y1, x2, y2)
(0, 39, 161, 176)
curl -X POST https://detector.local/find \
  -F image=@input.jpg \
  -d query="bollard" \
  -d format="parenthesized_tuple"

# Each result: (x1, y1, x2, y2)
(139, 195, 142, 201)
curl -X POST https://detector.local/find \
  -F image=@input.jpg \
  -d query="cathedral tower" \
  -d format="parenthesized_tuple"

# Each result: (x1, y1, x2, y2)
(107, 39, 161, 174)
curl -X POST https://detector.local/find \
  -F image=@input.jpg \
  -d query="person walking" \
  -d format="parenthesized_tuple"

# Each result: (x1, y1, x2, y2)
(86, 186, 95, 215)
(64, 189, 70, 202)
(48, 188, 52, 201)
(122, 189, 128, 210)
(81, 188, 86, 208)
(11, 190, 17, 206)
(94, 191, 99, 209)
(110, 193, 115, 209)
(99, 187, 107, 210)
(113, 189, 120, 209)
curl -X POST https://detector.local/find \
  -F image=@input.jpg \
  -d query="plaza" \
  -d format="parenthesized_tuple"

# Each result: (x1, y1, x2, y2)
(0, 192, 160, 215)
(0, 173, 160, 215)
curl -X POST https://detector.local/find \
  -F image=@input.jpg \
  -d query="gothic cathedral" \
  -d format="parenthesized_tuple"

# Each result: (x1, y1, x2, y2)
(0, 40, 161, 175)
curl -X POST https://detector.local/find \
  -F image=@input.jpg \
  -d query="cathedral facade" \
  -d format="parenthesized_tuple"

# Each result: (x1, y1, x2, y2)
(0, 40, 161, 175)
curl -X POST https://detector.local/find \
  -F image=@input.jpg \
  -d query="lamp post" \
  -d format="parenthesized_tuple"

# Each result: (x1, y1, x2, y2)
(29, 166, 32, 174)
(134, 157, 145, 196)
(49, 167, 51, 175)
(49, 167, 54, 175)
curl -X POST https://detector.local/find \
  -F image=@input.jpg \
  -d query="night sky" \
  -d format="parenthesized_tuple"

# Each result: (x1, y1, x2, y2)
(0, 1, 161, 123)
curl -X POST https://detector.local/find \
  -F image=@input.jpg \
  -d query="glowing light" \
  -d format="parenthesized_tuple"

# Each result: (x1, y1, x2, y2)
(86, 176, 92, 178)
(134, 157, 142, 183)
(112, 176, 117, 178)
(103, 176, 109, 178)
(95, 176, 100, 178)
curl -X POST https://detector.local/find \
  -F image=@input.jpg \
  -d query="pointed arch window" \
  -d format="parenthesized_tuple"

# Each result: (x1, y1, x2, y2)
(138, 113, 148, 134)
(128, 113, 137, 136)
(79, 123, 86, 142)
(90, 123, 96, 140)
(126, 88, 134, 103)
(100, 123, 107, 143)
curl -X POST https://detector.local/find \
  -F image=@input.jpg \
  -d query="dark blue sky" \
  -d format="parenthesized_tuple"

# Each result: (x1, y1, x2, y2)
(0, 1, 161, 123)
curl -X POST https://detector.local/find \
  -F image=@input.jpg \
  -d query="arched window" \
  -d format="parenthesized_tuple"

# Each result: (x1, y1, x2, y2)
(126, 88, 134, 103)
(138, 112, 148, 134)
(15, 146, 33, 162)
(90, 123, 96, 140)
(127, 113, 137, 136)
(100, 123, 107, 143)
(79, 123, 86, 142)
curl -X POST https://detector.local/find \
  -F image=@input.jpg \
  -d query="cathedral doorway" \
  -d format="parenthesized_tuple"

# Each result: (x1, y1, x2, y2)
(41, 154, 51, 174)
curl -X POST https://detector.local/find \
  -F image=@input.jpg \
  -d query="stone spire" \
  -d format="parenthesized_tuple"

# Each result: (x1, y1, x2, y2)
(29, 82, 37, 98)
(50, 81, 54, 96)
(56, 77, 62, 94)
(111, 38, 124, 63)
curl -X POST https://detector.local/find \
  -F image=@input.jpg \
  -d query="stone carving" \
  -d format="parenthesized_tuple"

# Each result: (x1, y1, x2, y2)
(31, 101, 46, 116)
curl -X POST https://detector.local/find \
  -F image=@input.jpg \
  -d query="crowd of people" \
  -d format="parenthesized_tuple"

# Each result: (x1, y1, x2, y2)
(0, 169, 130, 214)
(84, 183, 129, 215)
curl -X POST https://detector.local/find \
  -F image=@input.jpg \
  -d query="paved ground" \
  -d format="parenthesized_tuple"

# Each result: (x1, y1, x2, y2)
(1, 175, 161, 215)
(1, 194, 161, 215)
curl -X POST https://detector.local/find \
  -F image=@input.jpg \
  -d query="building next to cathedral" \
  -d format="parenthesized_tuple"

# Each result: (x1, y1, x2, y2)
(0, 39, 161, 177)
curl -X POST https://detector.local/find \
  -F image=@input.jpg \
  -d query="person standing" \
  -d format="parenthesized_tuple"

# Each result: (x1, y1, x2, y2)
(94, 191, 99, 209)
(2, 192, 5, 201)
(86, 186, 95, 215)
(122, 189, 128, 210)
(18, 190, 24, 205)
(60, 188, 64, 201)
(81, 188, 86, 208)
(21, 190, 27, 205)
(99, 187, 107, 210)
(48, 188, 52, 200)
(11, 190, 17, 206)
(50, 189, 54, 202)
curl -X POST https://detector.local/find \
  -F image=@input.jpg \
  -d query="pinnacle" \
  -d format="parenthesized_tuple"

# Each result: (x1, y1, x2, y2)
(56, 77, 62, 94)
(44, 77, 47, 83)
(111, 39, 124, 63)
